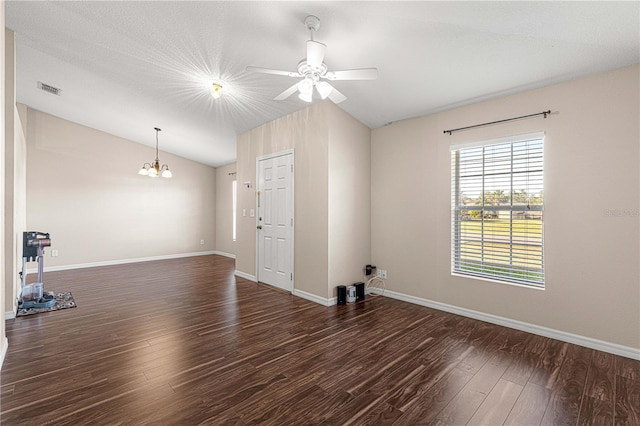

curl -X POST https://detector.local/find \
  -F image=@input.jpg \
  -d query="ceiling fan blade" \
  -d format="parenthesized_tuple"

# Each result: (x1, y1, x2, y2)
(326, 85, 347, 104)
(246, 66, 300, 78)
(307, 40, 326, 68)
(324, 68, 378, 81)
(274, 83, 300, 101)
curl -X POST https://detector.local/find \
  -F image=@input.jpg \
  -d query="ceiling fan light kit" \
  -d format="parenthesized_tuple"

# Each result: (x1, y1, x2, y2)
(247, 15, 378, 104)
(316, 81, 332, 100)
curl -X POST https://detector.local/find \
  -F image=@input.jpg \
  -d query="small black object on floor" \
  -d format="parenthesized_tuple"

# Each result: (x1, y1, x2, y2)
(16, 292, 76, 317)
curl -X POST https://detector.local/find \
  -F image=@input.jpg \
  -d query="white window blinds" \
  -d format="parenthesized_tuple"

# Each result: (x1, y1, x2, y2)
(451, 133, 544, 287)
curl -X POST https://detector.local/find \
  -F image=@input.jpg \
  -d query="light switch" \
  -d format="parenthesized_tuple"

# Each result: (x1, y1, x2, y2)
(250, 209, 255, 217)
(242, 209, 247, 217)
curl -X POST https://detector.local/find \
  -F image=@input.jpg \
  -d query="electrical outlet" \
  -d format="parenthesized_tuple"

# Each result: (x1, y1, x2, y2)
(377, 269, 387, 279)
(200, 240, 205, 245)
(51, 249, 59, 257)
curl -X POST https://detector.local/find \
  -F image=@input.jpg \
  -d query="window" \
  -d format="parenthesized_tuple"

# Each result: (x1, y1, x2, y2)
(232, 180, 237, 241)
(451, 132, 544, 287)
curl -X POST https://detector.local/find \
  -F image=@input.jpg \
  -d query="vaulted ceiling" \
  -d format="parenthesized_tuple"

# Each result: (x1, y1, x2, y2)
(6, 1, 639, 167)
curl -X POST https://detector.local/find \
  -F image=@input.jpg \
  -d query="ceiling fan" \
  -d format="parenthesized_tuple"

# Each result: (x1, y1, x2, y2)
(246, 15, 378, 104)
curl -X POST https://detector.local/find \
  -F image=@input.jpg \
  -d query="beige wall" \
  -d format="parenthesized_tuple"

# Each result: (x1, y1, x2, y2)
(327, 102, 371, 297)
(236, 102, 329, 298)
(5, 31, 27, 316)
(293, 104, 329, 297)
(215, 162, 236, 256)
(25, 109, 216, 268)
(371, 65, 640, 350)
(3, 29, 13, 312)
(1, 3, 7, 363)
(4, 106, 26, 315)
(236, 101, 371, 301)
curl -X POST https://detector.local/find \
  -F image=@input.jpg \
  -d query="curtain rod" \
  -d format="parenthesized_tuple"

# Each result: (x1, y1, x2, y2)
(444, 110, 551, 135)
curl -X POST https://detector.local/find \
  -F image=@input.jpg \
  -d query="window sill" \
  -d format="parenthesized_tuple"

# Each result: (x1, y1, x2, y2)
(451, 272, 545, 291)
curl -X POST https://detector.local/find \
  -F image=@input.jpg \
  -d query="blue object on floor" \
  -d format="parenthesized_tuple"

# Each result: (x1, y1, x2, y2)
(20, 293, 56, 309)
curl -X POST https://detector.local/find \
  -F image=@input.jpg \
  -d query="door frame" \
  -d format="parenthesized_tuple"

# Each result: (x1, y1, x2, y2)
(255, 149, 295, 292)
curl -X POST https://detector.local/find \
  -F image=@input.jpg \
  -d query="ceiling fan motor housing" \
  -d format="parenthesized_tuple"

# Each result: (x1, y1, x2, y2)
(304, 15, 321, 33)
(297, 60, 327, 80)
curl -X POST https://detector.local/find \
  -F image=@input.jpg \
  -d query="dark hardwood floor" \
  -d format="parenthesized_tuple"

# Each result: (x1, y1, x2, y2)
(1, 255, 639, 425)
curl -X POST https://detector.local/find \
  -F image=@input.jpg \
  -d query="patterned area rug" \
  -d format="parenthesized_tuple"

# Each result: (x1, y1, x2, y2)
(16, 292, 77, 317)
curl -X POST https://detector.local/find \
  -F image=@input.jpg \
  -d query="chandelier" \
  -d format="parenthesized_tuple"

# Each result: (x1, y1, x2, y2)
(138, 127, 172, 178)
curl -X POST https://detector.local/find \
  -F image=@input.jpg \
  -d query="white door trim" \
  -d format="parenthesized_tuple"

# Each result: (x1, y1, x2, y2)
(255, 149, 295, 292)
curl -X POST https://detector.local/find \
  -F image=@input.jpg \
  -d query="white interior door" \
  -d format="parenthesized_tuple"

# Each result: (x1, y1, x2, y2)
(257, 152, 294, 292)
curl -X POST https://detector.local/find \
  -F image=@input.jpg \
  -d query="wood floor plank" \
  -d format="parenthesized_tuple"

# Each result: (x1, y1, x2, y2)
(504, 381, 551, 426)
(529, 339, 569, 389)
(614, 375, 640, 426)
(579, 395, 614, 426)
(488, 327, 530, 356)
(384, 338, 472, 411)
(430, 350, 513, 425)
(616, 356, 640, 381)
(501, 354, 536, 387)
(393, 366, 475, 425)
(541, 343, 592, 425)
(585, 351, 615, 404)
(468, 378, 524, 425)
(320, 387, 388, 426)
(273, 386, 353, 425)
(356, 401, 404, 426)
(1, 255, 638, 425)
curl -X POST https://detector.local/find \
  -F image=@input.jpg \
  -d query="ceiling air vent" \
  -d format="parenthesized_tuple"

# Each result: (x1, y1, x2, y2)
(37, 81, 62, 96)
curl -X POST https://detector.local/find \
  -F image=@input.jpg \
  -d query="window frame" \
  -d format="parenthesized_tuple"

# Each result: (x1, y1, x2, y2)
(450, 132, 545, 288)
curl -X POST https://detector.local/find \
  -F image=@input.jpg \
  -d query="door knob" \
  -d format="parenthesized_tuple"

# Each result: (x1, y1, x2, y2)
(257, 225, 262, 230)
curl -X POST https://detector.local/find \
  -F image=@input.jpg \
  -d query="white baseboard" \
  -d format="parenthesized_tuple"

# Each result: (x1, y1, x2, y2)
(382, 289, 640, 361)
(5, 297, 18, 319)
(0, 337, 8, 370)
(234, 271, 257, 282)
(234, 275, 336, 308)
(214, 251, 236, 259)
(293, 289, 335, 307)
(26, 251, 218, 273)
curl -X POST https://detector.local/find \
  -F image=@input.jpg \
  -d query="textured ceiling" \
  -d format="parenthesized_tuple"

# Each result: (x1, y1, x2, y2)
(6, 1, 640, 167)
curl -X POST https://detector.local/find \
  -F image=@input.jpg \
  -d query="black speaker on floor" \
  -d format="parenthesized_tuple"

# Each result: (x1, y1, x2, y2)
(337, 285, 347, 305)
(355, 282, 365, 301)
